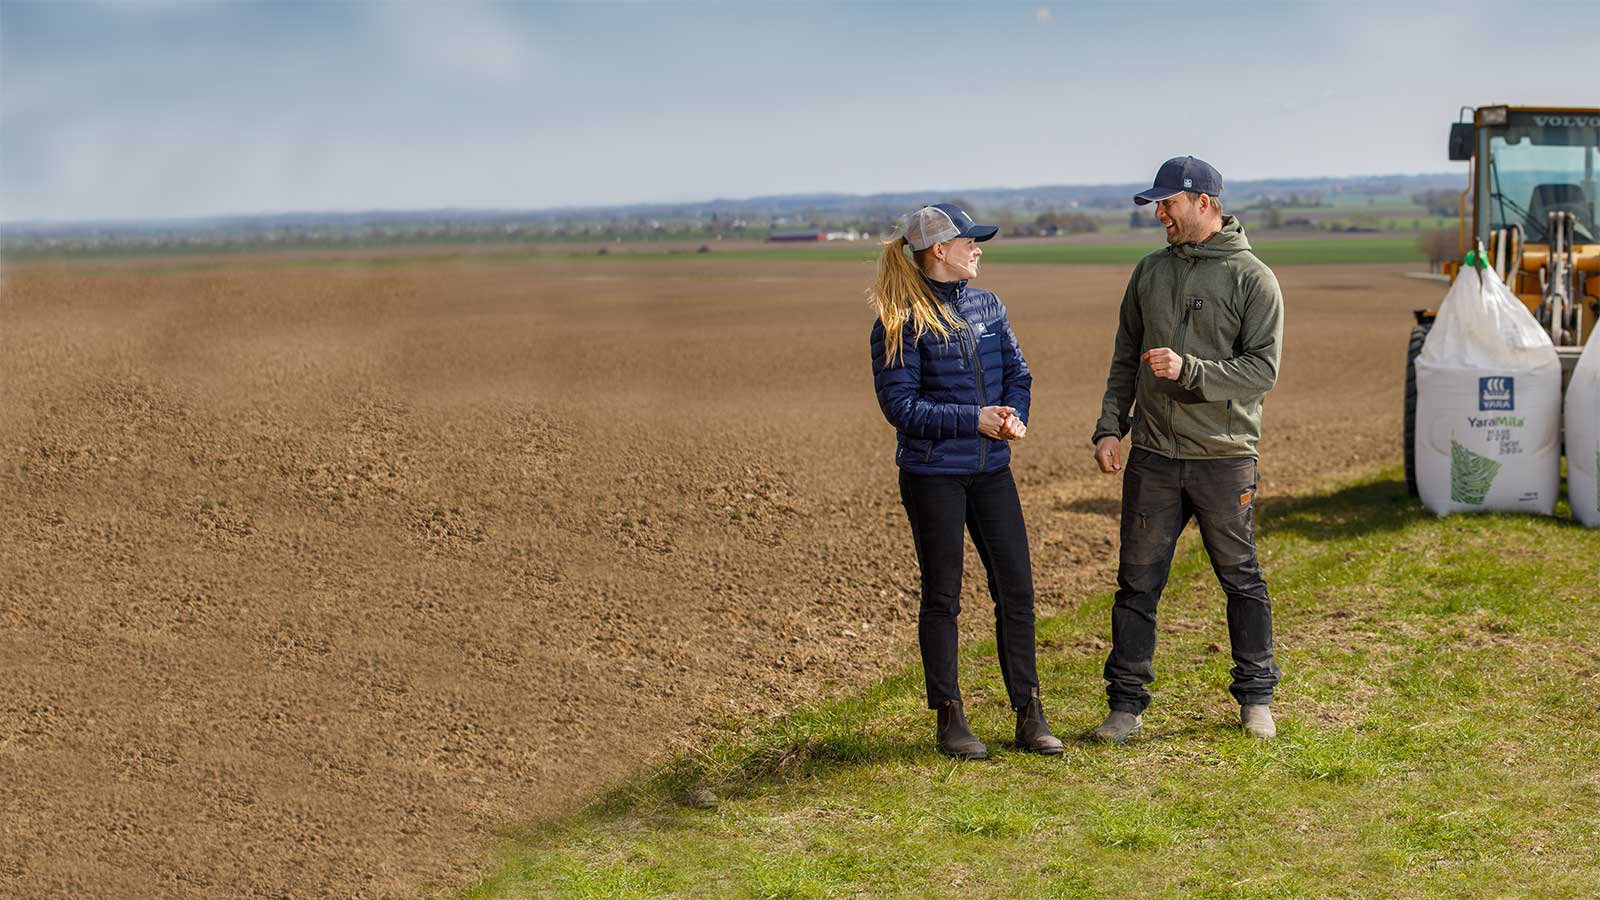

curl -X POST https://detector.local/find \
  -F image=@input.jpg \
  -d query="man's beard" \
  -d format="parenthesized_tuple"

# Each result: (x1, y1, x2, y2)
(1165, 219, 1201, 245)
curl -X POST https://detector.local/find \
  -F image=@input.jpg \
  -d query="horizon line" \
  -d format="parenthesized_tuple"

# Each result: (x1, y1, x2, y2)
(0, 169, 1465, 230)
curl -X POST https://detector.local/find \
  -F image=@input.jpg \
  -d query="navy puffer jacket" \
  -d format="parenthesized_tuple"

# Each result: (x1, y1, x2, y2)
(870, 277, 1032, 475)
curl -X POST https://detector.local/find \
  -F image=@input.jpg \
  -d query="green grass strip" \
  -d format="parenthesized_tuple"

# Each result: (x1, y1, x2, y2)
(462, 469, 1600, 899)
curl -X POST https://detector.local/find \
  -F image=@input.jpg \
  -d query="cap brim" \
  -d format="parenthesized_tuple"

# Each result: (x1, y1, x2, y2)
(962, 224, 999, 242)
(1132, 186, 1183, 206)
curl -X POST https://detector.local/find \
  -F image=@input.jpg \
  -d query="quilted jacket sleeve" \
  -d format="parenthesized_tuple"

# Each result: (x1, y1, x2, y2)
(871, 319, 980, 439)
(996, 301, 1032, 425)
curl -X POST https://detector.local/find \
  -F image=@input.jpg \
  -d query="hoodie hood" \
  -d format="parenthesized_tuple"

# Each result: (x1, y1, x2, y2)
(1174, 215, 1251, 260)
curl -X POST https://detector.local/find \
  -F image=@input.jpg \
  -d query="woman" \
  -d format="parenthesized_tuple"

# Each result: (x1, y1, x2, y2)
(869, 203, 1062, 759)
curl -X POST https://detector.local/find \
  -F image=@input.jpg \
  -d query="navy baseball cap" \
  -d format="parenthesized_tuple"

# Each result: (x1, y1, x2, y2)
(904, 202, 999, 250)
(1133, 156, 1224, 205)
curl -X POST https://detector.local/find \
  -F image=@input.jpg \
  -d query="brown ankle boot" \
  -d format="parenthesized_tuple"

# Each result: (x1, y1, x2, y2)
(1015, 695, 1065, 755)
(936, 700, 989, 760)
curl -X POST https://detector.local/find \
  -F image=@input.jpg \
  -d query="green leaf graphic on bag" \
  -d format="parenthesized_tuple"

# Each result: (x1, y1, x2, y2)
(1450, 439, 1500, 504)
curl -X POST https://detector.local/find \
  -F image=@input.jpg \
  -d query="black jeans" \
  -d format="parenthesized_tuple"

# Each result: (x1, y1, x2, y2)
(899, 467, 1039, 711)
(1105, 447, 1281, 713)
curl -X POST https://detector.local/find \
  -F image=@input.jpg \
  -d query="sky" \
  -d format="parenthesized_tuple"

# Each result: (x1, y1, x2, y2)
(3, 0, 1598, 224)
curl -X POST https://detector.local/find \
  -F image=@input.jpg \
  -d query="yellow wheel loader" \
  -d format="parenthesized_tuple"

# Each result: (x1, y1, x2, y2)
(1404, 105, 1600, 495)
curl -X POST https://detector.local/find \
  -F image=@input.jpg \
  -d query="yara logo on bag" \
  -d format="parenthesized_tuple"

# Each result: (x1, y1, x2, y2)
(1479, 376, 1515, 411)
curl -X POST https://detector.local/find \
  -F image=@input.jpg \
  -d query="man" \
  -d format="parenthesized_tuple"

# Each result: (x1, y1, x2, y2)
(1089, 156, 1284, 743)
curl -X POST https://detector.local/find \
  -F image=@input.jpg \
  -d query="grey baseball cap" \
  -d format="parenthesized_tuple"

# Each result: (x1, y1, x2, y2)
(903, 203, 998, 251)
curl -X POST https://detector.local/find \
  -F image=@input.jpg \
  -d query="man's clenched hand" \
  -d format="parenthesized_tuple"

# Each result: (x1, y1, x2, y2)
(1094, 436, 1122, 474)
(1142, 347, 1184, 380)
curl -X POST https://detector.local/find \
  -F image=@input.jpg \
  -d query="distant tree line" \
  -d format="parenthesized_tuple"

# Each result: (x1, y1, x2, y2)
(1418, 228, 1462, 267)
(912, 202, 1100, 238)
(1413, 189, 1463, 217)
(1013, 210, 1099, 237)
(1254, 193, 1325, 209)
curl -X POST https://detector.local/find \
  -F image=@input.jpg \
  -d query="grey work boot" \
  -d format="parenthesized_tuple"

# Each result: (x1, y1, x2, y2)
(1090, 710, 1143, 745)
(1241, 704, 1276, 739)
(1014, 696, 1065, 755)
(936, 700, 989, 760)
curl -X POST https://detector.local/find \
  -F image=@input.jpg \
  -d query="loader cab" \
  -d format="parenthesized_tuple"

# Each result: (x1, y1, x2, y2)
(1443, 106, 1600, 354)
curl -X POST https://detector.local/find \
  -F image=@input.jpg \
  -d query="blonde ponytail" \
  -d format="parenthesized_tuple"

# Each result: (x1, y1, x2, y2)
(868, 237, 961, 367)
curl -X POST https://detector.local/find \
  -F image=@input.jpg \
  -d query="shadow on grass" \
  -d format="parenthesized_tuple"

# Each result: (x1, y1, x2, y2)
(1057, 496, 1121, 517)
(1259, 476, 1426, 541)
(653, 728, 936, 806)
(1060, 474, 1428, 548)
(1134, 721, 1242, 743)
(1260, 473, 1589, 542)
(491, 723, 939, 848)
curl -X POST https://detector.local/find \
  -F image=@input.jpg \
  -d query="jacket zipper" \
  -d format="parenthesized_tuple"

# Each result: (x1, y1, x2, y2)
(956, 287, 990, 472)
(1177, 297, 1205, 443)
(972, 315, 988, 470)
(1163, 259, 1197, 454)
(1178, 297, 1201, 351)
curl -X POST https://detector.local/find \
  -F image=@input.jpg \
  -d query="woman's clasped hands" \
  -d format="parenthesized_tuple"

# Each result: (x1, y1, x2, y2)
(978, 405, 1026, 441)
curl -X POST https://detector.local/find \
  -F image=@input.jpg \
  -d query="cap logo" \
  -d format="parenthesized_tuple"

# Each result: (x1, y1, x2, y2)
(1183, 178, 1193, 188)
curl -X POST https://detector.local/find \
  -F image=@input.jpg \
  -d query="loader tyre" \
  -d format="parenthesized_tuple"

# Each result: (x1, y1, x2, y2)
(1403, 320, 1432, 497)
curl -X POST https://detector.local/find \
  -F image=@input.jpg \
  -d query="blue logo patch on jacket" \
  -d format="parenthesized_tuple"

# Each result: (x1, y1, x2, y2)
(1479, 376, 1514, 411)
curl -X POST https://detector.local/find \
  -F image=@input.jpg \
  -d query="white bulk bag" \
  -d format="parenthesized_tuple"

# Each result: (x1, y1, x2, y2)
(1414, 263, 1562, 516)
(1565, 327, 1600, 527)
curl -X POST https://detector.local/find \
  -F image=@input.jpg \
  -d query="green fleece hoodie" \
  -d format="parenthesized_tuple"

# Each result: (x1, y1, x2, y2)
(1092, 216, 1283, 459)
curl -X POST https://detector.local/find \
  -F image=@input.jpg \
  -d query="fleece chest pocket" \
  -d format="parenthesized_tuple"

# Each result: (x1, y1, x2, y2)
(1183, 296, 1239, 358)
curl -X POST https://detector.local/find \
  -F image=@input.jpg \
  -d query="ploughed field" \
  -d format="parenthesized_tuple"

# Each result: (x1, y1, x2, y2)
(0, 251, 1433, 897)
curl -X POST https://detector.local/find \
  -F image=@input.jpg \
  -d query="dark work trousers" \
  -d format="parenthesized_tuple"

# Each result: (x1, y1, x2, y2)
(1105, 447, 1281, 713)
(899, 466, 1039, 711)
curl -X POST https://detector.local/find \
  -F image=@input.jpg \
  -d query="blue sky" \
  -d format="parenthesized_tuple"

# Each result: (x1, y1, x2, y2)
(2, 0, 1597, 223)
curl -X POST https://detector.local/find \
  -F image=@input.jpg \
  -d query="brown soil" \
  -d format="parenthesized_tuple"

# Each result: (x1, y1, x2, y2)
(0, 254, 1437, 896)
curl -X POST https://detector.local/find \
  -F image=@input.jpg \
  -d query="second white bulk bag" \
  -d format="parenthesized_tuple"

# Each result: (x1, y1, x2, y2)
(1414, 262, 1561, 516)
(1564, 327, 1600, 527)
